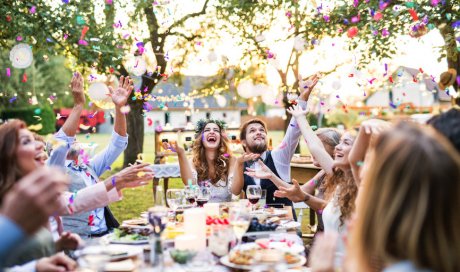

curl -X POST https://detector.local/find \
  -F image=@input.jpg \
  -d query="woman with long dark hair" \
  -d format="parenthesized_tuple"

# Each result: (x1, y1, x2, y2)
(163, 119, 236, 202)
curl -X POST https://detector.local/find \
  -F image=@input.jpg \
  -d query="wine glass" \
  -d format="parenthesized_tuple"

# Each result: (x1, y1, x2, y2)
(166, 189, 184, 222)
(196, 186, 211, 207)
(229, 206, 250, 248)
(184, 185, 197, 206)
(247, 185, 262, 211)
(77, 240, 111, 272)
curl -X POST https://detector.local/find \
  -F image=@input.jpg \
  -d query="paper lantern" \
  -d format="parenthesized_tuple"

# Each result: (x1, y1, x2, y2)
(293, 36, 307, 51)
(87, 79, 115, 109)
(215, 95, 227, 107)
(252, 84, 270, 97)
(10, 43, 33, 69)
(237, 80, 255, 99)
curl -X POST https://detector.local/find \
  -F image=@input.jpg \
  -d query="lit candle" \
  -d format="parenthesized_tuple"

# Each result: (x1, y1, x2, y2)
(183, 208, 206, 251)
(203, 203, 220, 217)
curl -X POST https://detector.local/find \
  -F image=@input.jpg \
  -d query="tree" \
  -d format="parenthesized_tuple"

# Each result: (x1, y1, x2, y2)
(214, 0, 348, 130)
(315, 0, 459, 104)
(1, 0, 214, 166)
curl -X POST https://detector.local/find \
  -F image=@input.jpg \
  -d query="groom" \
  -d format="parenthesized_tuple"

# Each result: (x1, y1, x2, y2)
(231, 75, 319, 220)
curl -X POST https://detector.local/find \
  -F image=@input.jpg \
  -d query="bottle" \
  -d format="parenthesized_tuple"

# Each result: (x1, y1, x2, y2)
(155, 185, 166, 206)
(268, 138, 273, 151)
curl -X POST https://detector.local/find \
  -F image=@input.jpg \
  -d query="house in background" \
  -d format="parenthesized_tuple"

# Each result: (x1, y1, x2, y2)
(366, 66, 450, 108)
(144, 76, 247, 133)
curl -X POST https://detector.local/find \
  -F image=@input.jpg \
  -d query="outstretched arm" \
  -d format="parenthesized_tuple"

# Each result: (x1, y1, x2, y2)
(287, 105, 335, 175)
(162, 141, 194, 185)
(61, 72, 85, 137)
(244, 160, 290, 189)
(231, 153, 260, 195)
(110, 75, 133, 137)
(274, 179, 328, 211)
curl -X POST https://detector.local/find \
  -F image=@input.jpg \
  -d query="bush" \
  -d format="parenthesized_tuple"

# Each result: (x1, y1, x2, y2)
(0, 106, 55, 135)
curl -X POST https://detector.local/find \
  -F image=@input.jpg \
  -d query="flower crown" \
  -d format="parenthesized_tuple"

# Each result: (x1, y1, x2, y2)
(194, 119, 227, 138)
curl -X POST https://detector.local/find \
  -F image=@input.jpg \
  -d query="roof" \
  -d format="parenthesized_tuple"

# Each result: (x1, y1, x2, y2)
(147, 76, 247, 110)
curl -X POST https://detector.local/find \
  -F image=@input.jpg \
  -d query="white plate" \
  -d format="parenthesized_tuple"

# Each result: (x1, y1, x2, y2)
(277, 221, 301, 230)
(250, 209, 288, 217)
(104, 233, 149, 245)
(236, 242, 304, 254)
(220, 255, 306, 270)
(76, 244, 143, 262)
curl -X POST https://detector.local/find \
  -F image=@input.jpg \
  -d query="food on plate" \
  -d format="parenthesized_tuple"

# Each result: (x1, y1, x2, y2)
(206, 216, 229, 226)
(266, 216, 281, 224)
(228, 246, 300, 266)
(111, 227, 150, 242)
(122, 218, 148, 226)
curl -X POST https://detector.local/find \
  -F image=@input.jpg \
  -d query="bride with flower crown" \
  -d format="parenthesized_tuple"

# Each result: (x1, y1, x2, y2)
(162, 119, 237, 202)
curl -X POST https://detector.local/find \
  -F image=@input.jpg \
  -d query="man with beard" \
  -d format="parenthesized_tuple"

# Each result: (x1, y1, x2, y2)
(231, 75, 319, 219)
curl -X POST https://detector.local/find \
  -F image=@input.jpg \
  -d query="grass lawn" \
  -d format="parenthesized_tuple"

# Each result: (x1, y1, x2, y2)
(74, 131, 314, 234)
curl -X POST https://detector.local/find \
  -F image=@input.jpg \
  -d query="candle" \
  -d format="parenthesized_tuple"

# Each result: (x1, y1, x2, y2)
(174, 234, 200, 251)
(203, 203, 220, 217)
(183, 208, 206, 251)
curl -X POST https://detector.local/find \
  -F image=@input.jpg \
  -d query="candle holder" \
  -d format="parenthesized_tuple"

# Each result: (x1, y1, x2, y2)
(148, 206, 169, 268)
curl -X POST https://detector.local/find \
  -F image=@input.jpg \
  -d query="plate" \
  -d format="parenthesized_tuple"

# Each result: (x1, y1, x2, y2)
(220, 255, 306, 270)
(251, 209, 288, 217)
(76, 244, 143, 263)
(277, 221, 301, 230)
(104, 233, 149, 245)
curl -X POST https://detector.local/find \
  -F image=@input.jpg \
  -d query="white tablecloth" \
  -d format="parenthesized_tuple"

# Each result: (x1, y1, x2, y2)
(150, 163, 181, 178)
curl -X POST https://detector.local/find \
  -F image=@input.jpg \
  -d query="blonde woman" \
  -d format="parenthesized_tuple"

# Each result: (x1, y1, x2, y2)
(347, 122, 460, 272)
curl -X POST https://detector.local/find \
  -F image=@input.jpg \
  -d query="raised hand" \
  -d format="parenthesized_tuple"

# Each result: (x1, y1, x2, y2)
(162, 140, 185, 155)
(274, 179, 306, 202)
(244, 160, 273, 179)
(112, 162, 155, 190)
(55, 232, 83, 251)
(298, 74, 320, 101)
(70, 72, 85, 106)
(287, 104, 308, 118)
(360, 119, 391, 135)
(237, 152, 261, 164)
(109, 75, 134, 107)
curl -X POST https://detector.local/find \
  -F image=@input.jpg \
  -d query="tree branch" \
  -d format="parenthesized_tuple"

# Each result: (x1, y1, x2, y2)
(168, 0, 210, 32)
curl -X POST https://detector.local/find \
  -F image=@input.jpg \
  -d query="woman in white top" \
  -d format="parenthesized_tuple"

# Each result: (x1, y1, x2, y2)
(163, 119, 236, 202)
(276, 104, 358, 267)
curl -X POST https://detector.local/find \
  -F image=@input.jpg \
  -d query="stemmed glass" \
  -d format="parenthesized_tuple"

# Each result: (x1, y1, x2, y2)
(184, 185, 198, 206)
(196, 186, 211, 207)
(76, 240, 111, 272)
(247, 185, 262, 211)
(166, 189, 184, 222)
(229, 206, 250, 249)
(148, 206, 169, 268)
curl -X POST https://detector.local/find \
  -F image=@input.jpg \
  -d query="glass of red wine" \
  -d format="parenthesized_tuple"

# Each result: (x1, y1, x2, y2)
(185, 185, 197, 206)
(246, 185, 262, 211)
(196, 186, 211, 207)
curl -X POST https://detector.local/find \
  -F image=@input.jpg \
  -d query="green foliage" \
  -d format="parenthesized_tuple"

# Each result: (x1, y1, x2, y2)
(0, 52, 73, 108)
(0, 105, 55, 134)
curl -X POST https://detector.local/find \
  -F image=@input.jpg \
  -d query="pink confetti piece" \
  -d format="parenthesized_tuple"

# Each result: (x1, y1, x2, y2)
(6, 68, 11, 77)
(30, 6, 36, 14)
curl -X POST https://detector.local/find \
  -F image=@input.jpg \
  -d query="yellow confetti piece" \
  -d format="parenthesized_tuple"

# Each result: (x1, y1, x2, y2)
(137, 171, 145, 177)
(28, 124, 42, 131)
(33, 115, 42, 121)
(137, 153, 144, 162)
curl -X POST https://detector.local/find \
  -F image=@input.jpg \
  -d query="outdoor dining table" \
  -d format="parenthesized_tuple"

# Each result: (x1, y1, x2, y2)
(86, 204, 310, 272)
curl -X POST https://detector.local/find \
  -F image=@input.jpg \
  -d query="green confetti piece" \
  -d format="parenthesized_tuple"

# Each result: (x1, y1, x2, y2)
(311, 125, 318, 131)
(34, 108, 41, 115)
(428, 23, 435, 30)
(357, 161, 364, 167)
(446, 13, 452, 21)
(76, 16, 86, 25)
(405, 2, 415, 8)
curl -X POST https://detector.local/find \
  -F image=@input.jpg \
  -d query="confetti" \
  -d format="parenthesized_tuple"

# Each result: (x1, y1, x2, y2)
(356, 161, 364, 167)
(6, 68, 10, 77)
(137, 171, 146, 177)
(78, 26, 89, 46)
(22, 72, 27, 82)
(222, 153, 230, 158)
(88, 215, 94, 226)
(112, 177, 116, 186)
(408, 9, 418, 21)
(30, 6, 36, 14)
(347, 27, 358, 38)
(28, 124, 43, 131)
(79, 124, 91, 130)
